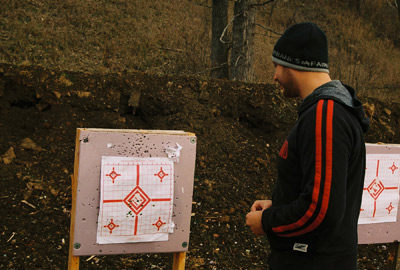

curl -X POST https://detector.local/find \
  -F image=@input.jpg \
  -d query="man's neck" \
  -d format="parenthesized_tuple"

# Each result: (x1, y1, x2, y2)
(294, 71, 332, 100)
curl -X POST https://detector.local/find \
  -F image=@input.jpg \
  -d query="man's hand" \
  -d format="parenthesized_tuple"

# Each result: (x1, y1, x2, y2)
(250, 200, 272, 212)
(246, 200, 272, 235)
(246, 210, 265, 235)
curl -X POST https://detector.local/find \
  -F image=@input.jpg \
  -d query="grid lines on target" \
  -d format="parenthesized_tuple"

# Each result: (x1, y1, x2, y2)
(98, 157, 174, 240)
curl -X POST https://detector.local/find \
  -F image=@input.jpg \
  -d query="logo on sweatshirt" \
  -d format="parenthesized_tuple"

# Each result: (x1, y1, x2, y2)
(279, 140, 288, 159)
(293, 243, 308, 253)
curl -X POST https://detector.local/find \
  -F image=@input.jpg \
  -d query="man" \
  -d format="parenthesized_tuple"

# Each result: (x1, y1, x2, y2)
(246, 22, 370, 269)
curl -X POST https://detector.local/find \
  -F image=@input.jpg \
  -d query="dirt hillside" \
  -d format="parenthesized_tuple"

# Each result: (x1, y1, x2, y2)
(1, 63, 399, 269)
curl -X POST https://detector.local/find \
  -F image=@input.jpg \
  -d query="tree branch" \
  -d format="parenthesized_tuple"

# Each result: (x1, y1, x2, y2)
(251, 0, 274, 7)
(197, 0, 212, 8)
(159, 47, 184, 53)
(386, 0, 398, 8)
(196, 61, 229, 74)
(219, 14, 239, 44)
(254, 23, 282, 35)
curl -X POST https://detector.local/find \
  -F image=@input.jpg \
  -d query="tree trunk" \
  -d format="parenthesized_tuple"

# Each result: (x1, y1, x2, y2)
(211, 0, 229, 79)
(397, 1, 400, 23)
(230, 0, 256, 82)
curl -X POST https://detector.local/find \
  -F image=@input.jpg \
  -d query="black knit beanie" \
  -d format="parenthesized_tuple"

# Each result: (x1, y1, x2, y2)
(272, 22, 329, 73)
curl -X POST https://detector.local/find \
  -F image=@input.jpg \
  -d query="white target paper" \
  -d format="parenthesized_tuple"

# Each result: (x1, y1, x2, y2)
(96, 156, 174, 244)
(358, 154, 400, 224)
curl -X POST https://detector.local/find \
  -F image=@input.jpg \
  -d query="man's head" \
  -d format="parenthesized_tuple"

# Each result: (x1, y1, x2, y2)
(272, 22, 329, 73)
(272, 22, 331, 99)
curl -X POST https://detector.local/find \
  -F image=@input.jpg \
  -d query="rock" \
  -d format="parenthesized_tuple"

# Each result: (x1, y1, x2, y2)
(26, 181, 44, 191)
(2, 147, 16, 164)
(383, 108, 391, 116)
(52, 91, 61, 99)
(20, 138, 43, 151)
(73, 91, 91, 98)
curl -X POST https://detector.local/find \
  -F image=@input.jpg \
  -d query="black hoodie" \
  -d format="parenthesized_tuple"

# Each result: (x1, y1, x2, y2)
(261, 80, 370, 269)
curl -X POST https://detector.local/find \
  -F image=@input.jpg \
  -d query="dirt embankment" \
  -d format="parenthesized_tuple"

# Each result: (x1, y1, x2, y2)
(0, 63, 399, 269)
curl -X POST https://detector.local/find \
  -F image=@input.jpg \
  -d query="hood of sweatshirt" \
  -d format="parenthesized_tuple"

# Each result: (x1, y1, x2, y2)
(298, 80, 370, 133)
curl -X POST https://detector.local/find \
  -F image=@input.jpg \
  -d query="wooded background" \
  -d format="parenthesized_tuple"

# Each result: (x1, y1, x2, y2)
(1, 0, 400, 92)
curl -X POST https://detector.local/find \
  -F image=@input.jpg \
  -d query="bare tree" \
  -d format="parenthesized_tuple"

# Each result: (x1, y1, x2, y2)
(211, 0, 229, 79)
(398, 0, 400, 21)
(210, 0, 274, 82)
(230, 0, 256, 82)
(387, 0, 400, 22)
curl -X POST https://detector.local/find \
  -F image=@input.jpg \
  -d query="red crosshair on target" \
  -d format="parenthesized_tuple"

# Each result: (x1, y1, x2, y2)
(152, 217, 166, 231)
(389, 162, 398, 174)
(154, 167, 169, 182)
(106, 167, 121, 183)
(103, 164, 171, 236)
(104, 219, 119, 234)
(386, 202, 395, 214)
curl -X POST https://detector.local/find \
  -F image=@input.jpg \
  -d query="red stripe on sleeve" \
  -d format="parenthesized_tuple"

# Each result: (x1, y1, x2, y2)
(272, 100, 325, 234)
(279, 100, 334, 237)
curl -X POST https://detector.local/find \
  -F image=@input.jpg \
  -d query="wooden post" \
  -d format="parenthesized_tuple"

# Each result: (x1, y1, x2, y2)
(172, 252, 186, 270)
(68, 129, 81, 270)
(396, 242, 400, 270)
